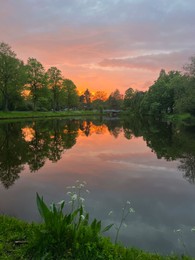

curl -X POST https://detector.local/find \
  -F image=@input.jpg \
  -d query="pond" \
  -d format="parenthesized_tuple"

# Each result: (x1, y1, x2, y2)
(0, 117, 195, 256)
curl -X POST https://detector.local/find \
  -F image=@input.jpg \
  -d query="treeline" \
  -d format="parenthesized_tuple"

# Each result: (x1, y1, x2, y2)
(0, 41, 195, 115)
(123, 59, 195, 117)
(0, 42, 123, 112)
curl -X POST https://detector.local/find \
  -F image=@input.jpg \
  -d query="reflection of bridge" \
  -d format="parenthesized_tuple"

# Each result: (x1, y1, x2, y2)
(103, 110, 121, 117)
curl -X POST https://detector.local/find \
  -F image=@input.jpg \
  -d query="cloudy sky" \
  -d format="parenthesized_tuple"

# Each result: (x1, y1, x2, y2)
(0, 0, 195, 93)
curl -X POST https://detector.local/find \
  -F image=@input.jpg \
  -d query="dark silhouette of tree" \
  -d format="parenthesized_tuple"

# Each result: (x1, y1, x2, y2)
(83, 89, 92, 109)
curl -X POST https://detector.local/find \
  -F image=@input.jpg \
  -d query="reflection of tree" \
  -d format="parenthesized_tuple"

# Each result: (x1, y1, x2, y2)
(47, 120, 66, 162)
(122, 116, 195, 184)
(178, 154, 195, 184)
(62, 120, 78, 149)
(79, 120, 91, 136)
(106, 120, 123, 138)
(1, 117, 195, 189)
(0, 123, 27, 188)
(123, 116, 143, 137)
(27, 121, 49, 172)
(0, 119, 80, 189)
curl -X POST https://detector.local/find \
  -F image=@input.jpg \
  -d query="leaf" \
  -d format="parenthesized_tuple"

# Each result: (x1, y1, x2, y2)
(102, 223, 114, 233)
(36, 193, 50, 222)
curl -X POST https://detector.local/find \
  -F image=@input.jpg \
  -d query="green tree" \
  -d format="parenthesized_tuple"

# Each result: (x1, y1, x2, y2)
(62, 79, 79, 109)
(0, 42, 25, 111)
(26, 58, 46, 111)
(123, 87, 134, 109)
(140, 70, 183, 116)
(107, 89, 123, 110)
(47, 67, 62, 111)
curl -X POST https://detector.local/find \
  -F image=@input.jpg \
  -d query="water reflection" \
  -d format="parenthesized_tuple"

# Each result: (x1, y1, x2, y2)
(0, 118, 195, 189)
(1, 117, 195, 256)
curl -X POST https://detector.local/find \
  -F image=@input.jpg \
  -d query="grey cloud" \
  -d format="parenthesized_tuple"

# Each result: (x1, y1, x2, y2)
(99, 50, 194, 71)
(0, 0, 195, 85)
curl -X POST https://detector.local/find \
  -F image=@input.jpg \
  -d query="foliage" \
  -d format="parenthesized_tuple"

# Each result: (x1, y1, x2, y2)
(28, 181, 114, 259)
(1, 212, 193, 259)
(26, 58, 46, 111)
(107, 89, 123, 110)
(62, 79, 79, 109)
(47, 66, 62, 111)
(0, 41, 195, 117)
(0, 42, 25, 111)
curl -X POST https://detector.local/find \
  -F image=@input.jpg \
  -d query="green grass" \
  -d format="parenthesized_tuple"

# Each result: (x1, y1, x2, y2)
(0, 110, 103, 120)
(0, 215, 35, 259)
(0, 214, 193, 259)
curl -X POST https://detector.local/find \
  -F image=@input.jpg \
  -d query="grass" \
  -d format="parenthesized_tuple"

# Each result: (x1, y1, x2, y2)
(0, 110, 103, 120)
(0, 215, 193, 260)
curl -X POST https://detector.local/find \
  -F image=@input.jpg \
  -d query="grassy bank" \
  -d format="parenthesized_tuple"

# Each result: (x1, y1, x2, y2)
(0, 110, 103, 120)
(0, 215, 192, 260)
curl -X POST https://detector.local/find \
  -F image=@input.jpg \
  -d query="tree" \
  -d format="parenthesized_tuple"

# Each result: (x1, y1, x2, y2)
(139, 70, 183, 116)
(123, 87, 134, 109)
(0, 42, 25, 111)
(47, 67, 62, 111)
(83, 89, 91, 109)
(107, 89, 123, 109)
(26, 58, 46, 111)
(62, 79, 79, 109)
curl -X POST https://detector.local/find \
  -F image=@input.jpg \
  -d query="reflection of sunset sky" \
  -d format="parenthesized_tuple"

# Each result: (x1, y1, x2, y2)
(1, 1, 195, 93)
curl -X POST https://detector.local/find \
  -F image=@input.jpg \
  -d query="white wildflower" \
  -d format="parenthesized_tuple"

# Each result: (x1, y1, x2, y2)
(80, 215, 85, 220)
(108, 211, 113, 216)
(129, 207, 135, 213)
(72, 194, 77, 201)
(191, 228, 195, 232)
(57, 200, 65, 205)
(126, 201, 131, 205)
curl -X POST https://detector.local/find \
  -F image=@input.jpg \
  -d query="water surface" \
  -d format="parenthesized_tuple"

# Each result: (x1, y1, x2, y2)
(0, 118, 195, 256)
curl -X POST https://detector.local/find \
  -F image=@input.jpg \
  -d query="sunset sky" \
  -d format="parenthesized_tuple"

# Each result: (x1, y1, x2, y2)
(0, 0, 195, 94)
